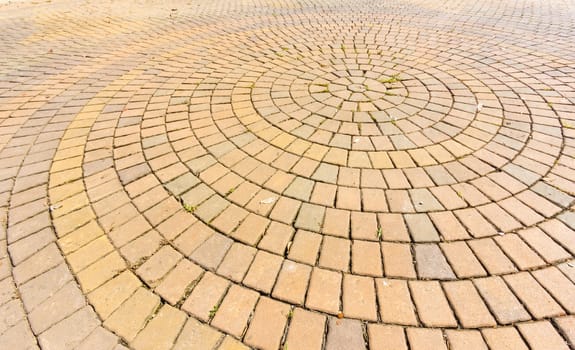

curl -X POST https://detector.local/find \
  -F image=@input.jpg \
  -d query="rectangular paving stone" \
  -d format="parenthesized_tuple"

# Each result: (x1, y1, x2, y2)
(305, 267, 341, 315)
(368, 324, 408, 350)
(173, 318, 222, 350)
(504, 272, 564, 319)
(440, 241, 486, 278)
(243, 250, 283, 294)
(244, 297, 290, 350)
(326, 317, 366, 350)
(13, 243, 63, 286)
(532, 267, 575, 313)
(134, 245, 182, 287)
(406, 328, 447, 350)
(230, 213, 269, 246)
(38, 307, 100, 350)
(343, 274, 377, 321)
(322, 208, 350, 238)
(257, 221, 294, 255)
(404, 213, 440, 242)
(352, 240, 383, 276)
(216, 243, 256, 283)
(414, 244, 455, 280)
(517, 321, 570, 350)
(287, 229, 321, 265)
(376, 279, 417, 326)
(518, 227, 570, 263)
(494, 233, 546, 270)
(454, 208, 497, 238)
(377, 213, 410, 241)
(539, 219, 575, 255)
(468, 238, 517, 274)
(409, 280, 457, 327)
(445, 330, 488, 350)
(189, 233, 233, 271)
(380, 242, 415, 278)
(182, 272, 229, 322)
(103, 288, 160, 342)
(132, 305, 187, 350)
(285, 308, 326, 350)
(76, 327, 119, 350)
(155, 260, 203, 306)
(443, 280, 496, 328)
(272, 260, 311, 305)
(28, 281, 85, 334)
(295, 203, 325, 232)
(351, 211, 378, 240)
(555, 316, 575, 348)
(211, 284, 259, 338)
(473, 276, 530, 324)
(319, 236, 350, 272)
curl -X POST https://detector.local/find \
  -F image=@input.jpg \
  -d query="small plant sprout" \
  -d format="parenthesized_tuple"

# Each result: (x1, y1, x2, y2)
(377, 226, 383, 240)
(379, 73, 401, 84)
(209, 304, 219, 318)
(226, 187, 235, 195)
(286, 308, 294, 320)
(182, 202, 196, 213)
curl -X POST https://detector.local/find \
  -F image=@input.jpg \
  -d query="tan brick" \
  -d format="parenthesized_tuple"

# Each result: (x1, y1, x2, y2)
(381, 242, 415, 278)
(319, 236, 350, 272)
(376, 279, 417, 325)
(132, 305, 187, 350)
(351, 211, 378, 240)
(351, 240, 383, 276)
(217, 336, 250, 350)
(504, 272, 564, 318)
(216, 243, 256, 282)
(494, 233, 545, 270)
(244, 297, 290, 350)
(272, 260, 311, 305)
(473, 276, 530, 324)
(182, 272, 229, 322)
(76, 251, 126, 293)
(173, 318, 222, 350)
(326, 317, 366, 350)
(482, 327, 528, 350)
(136, 245, 182, 287)
(443, 280, 496, 328)
(406, 328, 447, 350)
(343, 274, 377, 321)
(440, 241, 486, 278)
(532, 267, 575, 313)
(409, 280, 457, 327)
(377, 213, 410, 241)
(517, 321, 570, 350)
(103, 288, 160, 342)
(211, 284, 259, 338)
(445, 330, 488, 350)
(285, 308, 326, 350)
(288, 229, 321, 264)
(306, 267, 341, 314)
(154, 260, 203, 305)
(243, 250, 283, 293)
(368, 324, 408, 350)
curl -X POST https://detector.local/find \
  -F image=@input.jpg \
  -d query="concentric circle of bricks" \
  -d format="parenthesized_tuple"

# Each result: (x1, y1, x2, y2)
(1, 0, 575, 349)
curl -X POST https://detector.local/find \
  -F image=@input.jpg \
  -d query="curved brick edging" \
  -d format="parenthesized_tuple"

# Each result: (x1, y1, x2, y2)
(1, 0, 575, 349)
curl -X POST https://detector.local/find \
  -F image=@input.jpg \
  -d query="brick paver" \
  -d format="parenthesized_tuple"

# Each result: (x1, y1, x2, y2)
(0, 0, 574, 348)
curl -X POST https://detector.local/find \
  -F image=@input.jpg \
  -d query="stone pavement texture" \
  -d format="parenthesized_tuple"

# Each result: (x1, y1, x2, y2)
(0, 0, 575, 349)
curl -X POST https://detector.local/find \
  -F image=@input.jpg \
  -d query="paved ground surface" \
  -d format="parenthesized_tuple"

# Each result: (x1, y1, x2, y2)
(1, 0, 575, 349)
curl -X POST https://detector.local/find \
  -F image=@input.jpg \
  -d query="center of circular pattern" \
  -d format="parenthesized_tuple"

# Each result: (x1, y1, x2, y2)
(347, 83, 367, 93)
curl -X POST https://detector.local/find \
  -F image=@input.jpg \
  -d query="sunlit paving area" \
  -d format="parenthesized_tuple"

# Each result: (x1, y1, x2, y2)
(0, 0, 574, 349)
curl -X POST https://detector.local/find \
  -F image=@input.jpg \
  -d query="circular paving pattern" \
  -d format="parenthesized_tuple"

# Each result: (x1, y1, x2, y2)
(1, 0, 575, 349)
